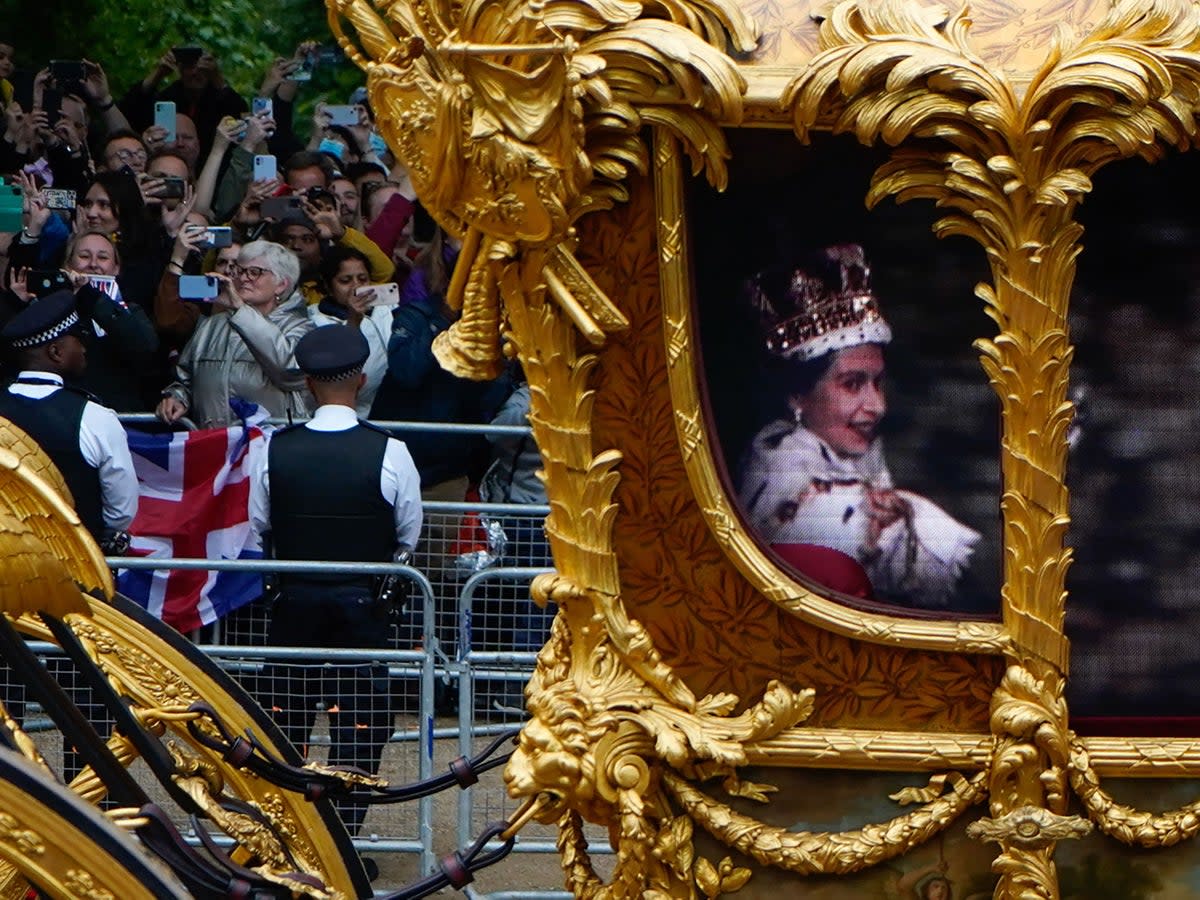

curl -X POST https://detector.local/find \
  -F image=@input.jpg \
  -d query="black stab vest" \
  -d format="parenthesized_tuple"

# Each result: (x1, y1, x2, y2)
(267, 422, 396, 589)
(0, 384, 105, 539)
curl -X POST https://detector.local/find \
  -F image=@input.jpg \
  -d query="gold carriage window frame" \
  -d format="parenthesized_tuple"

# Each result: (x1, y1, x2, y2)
(653, 125, 1008, 657)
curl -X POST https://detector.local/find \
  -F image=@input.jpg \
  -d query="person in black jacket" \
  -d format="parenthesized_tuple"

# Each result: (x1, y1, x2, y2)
(8, 228, 160, 411)
(249, 325, 422, 834)
(0, 290, 137, 543)
(118, 48, 247, 161)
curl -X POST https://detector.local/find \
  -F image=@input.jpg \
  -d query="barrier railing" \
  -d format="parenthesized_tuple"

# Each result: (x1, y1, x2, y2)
(111, 556, 439, 874)
(118, 413, 534, 438)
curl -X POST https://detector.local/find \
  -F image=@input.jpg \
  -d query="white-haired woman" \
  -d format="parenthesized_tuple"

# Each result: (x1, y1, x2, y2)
(156, 240, 314, 427)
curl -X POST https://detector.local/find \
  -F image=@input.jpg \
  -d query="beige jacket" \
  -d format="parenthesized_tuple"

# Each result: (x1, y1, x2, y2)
(163, 291, 314, 428)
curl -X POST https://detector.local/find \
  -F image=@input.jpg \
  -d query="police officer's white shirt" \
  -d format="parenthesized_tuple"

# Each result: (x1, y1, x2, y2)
(248, 403, 423, 552)
(8, 370, 139, 530)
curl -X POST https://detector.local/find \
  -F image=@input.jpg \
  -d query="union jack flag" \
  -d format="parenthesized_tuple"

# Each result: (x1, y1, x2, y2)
(117, 422, 267, 632)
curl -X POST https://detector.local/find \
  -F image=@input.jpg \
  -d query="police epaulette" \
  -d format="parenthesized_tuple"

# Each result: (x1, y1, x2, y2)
(11, 378, 101, 405)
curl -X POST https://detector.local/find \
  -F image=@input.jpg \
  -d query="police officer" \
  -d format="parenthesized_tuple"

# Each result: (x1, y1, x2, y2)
(249, 324, 421, 834)
(0, 290, 138, 546)
(0, 291, 138, 780)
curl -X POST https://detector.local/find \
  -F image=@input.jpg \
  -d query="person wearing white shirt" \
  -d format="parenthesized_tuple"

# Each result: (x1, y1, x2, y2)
(247, 324, 420, 835)
(0, 291, 138, 546)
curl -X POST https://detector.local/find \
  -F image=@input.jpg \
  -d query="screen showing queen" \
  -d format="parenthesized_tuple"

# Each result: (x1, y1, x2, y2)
(736, 244, 981, 611)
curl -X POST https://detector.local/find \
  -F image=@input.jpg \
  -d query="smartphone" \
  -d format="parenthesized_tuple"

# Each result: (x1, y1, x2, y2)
(251, 97, 273, 118)
(411, 201, 436, 244)
(40, 88, 62, 122)
(0, 183, 21, 233)
(43, 189, 76, 210)
(199, 226, 233, 249)
(358, 282, 400, 307)
(291, 54, 314, 82)
(261, 196, 301, 220)
(325, 105, 359, 127)
(49, 60, 87, 84)
(156, 177, 186, 200)
(154, 101, 177, 143)
(28, 270, 70, 297)
(172, 46, 203, 69)
(253, 154, 277, 182)
(179, 274, 220, 301)
(313, 45, 343, 66)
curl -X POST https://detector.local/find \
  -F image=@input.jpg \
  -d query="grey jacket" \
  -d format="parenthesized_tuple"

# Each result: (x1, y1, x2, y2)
(481, 385, 545, 505)
(163, 291, 314, 428)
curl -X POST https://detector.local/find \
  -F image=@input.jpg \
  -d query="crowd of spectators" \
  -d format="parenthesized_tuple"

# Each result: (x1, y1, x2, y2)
(0, 39, 552, 676)
(0, 38, 542, 525)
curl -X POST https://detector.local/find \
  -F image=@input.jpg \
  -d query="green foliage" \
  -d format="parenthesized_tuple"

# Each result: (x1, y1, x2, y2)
(0, 0, 359, 114)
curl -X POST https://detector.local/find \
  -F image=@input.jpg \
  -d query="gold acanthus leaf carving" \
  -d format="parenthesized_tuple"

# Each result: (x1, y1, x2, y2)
(329, 0, 754, 377)
(0, 429, 111, 600)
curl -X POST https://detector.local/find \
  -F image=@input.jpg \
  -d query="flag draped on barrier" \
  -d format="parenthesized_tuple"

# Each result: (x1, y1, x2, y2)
(117, 422, 266, 632)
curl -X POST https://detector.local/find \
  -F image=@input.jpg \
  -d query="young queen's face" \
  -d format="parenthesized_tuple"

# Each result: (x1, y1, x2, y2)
(793, 343, 886, 458)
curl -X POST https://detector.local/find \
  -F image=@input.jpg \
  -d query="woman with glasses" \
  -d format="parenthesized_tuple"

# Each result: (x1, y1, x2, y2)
(156, 240, 314, 427)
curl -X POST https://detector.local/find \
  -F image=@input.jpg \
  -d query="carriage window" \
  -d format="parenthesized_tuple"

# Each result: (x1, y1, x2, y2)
(692, 131, 1001, 616)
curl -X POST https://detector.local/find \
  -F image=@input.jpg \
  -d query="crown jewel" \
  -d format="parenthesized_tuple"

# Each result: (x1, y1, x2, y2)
(751, 244, 892, 361)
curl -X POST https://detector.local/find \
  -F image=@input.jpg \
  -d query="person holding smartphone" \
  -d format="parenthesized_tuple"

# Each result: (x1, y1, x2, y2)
(118, 45, 248, 160)
(156, 239, 313, 427)
(308, 247, 391, 416)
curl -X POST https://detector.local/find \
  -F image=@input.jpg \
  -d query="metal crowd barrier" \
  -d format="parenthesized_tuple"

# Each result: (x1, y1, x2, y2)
(118, 413, 534, 438)
(110, 557, 439, 875)
(67, 416, 588, 893)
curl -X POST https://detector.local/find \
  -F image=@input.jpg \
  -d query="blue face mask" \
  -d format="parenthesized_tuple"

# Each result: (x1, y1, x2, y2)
(368, 132, 388, 156)
(317, 138, 346, 162)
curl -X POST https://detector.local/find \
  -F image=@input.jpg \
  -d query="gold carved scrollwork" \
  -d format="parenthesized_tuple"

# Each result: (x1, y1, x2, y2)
(11, 606, 356, 894)
(329, 0, 756, 379)
(330, 0, 1200, 892)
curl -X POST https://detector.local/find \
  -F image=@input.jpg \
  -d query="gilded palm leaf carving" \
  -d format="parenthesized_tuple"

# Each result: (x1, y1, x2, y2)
(782, 0, 1200, 891)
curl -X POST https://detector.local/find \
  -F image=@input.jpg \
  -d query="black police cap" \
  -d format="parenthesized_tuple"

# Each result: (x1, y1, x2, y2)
(2, 290, 81, 349)
(295, 324, 370, 381)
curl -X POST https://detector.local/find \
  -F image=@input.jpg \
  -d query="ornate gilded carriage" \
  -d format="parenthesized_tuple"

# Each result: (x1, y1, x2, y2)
(326, 0, 1200, 894)
(4, 0, 1200, 896)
